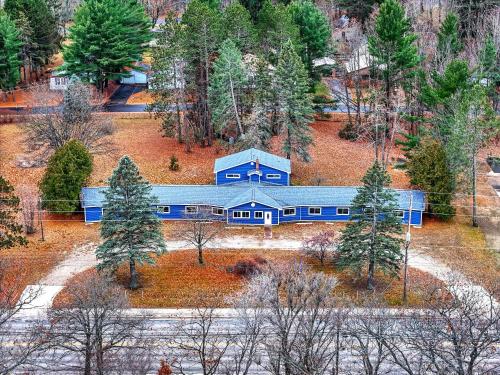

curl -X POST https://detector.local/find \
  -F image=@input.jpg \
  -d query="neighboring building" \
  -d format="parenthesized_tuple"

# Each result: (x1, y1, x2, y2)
(120, 63, 150, 85)
(49, 70, 70, 90)
(81, 148, 425, 226)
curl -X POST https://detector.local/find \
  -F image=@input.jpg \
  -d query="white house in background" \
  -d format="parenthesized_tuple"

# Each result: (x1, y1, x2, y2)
(120, 62, 150, 85)
(313, 57, 336, 68)
(49, 70, 70, 90)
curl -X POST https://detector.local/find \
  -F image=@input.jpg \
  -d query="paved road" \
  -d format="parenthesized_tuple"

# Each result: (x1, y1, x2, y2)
(5, 307, 500, 374)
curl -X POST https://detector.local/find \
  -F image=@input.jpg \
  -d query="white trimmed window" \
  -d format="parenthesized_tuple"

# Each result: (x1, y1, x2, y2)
(395, 210, 405, 218)
(266, 173, 281, 179)
(226, 173, 240, 179)
(283, 207, 296, 216)
(157, 206, 170, 214)
(309, 207, 321, 215)
(336, 207, 349, 216)
(254, 211, 263, 219)
(212, 207, 224, 216)
(185, 206, 198, 214)
(233, 211, 250, 219)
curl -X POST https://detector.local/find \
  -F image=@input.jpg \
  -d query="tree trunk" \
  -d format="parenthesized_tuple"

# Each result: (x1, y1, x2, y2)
(472, 152, 478, 227)
(229, 75, 244, 136)
(198, 245, 204, 265)
(367, 258, 375, 290)
(129, 258, 139, 289)
(84, 336, 92, 375)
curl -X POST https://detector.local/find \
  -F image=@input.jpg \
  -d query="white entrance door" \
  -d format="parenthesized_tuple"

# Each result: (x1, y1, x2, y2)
(264, 211, 272, 225)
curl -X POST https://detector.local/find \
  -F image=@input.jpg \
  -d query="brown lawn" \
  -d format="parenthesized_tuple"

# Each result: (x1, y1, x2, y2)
(126, 89, 154, 104)
(53, 249, 439, 308)
(1, 115, 498, 299)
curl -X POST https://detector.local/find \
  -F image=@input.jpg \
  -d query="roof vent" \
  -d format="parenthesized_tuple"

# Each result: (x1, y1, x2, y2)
(255, 158, 260, 171)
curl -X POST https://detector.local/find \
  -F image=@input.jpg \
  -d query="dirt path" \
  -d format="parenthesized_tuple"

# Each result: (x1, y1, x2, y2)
(20, 237, 497, 310)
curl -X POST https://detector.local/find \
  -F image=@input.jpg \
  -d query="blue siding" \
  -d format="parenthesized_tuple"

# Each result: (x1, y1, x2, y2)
(216, 162, 289, 186)
(84, 207, 103, 222)
(84, 203, 422, 226)
(227, 202, 279, 225)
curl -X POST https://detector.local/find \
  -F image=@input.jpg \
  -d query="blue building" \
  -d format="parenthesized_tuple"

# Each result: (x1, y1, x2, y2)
(81, 148, 425, 226)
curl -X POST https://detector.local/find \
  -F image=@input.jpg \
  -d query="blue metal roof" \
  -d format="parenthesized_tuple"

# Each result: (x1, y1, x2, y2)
(81, 184, 425, 211)
(213, 148, 291, 174)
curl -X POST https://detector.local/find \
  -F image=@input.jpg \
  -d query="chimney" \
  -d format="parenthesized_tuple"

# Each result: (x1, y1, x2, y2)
(255, 158, 260, 171)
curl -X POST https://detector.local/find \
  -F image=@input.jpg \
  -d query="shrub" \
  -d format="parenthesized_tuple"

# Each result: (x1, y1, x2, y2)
(168, 155, 179, 171)
(406, 138, 455, 220)
(40, 140, 93, 214)
(231, 256, 267, 278)
(302, 231, 337, 265)
(339, 121, 360, 141)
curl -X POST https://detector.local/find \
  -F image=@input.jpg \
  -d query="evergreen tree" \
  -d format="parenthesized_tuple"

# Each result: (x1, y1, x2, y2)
(148, 12, 188, 144)
(437, 85, 498, 227)
(435, 12, 462, 69)
(478, 35, 499, 111)
(239, 0, 265, 21)
(337, 161, 403, 290)
(275, 40, 313, 161)
(368, 0, 419, 121)
(0, 11, 22, 93)
(208, 39, 248, 138)
(4, 0, 60, 70)
(0, 176, 27, 250)
(40, 140, 93, 214)
(253, 58, 279, 134)
(96, 156, 166, 290)
(62, 0, 151, 91)
(406, 138, 455, 220)
(288, 0, 331, 73)
(257, 0, 301, 64)
(222, 1, 256, 54)
(182, 0, 223, 145)
(422, 59, 470, 109)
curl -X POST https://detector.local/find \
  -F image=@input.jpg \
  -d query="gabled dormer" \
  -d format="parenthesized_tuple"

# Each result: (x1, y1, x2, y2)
(213, 148, 291, 186)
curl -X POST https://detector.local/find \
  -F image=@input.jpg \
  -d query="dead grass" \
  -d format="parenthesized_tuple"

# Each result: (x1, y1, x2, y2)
(126, 90, 153, 104)
(1, 117, 498, 297)
(53, 249, 439, 308)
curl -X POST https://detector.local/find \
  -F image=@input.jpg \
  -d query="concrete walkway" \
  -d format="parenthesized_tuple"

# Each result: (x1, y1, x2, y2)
(19, 237, 497, 311)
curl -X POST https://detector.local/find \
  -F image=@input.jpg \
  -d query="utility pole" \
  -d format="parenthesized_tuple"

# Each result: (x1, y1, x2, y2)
(38, 197, 45, 241)
(403, 194, 413, 305)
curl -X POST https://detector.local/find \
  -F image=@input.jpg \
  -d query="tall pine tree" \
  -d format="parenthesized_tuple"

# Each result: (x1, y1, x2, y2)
(337, 161, 403, 290)
(0, 176, 27, 250)
(5, 0, 60, 71)
(148, 12, 188, 145)
(222, 1, 256, 54)
(182, 0, 223, 145)
(62, 0, 151, 91)
(288, 0, 331, 73)
(0, 11, 22, 93)
(276, 40, 313, 161)
(368, 0, 419, 123)
(257, 0, 301, 64)
(208, 39, 248, 138)
(96, 156, 166, 289)
(435, 12, 462, 70)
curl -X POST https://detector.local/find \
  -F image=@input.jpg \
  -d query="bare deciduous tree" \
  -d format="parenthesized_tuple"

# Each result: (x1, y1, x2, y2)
(46, 272, 152, 375)
(399, 277, 500, 375)
(243, 263, 347, 375)
(0, 260, 47, 375)
(301, 230, 337, 265)
(179, 206, 221, 265)
(18, 185, 38, 234)
(168, 305, 232, 375)
(25, 82, 114, 160)
(141, 0, 171, 28)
